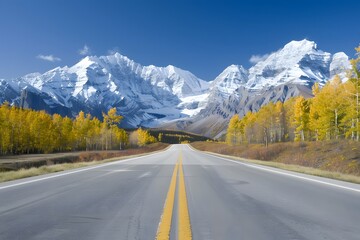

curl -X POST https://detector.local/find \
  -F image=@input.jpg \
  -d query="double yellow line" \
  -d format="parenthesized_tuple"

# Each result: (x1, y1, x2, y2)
(156, 153, 192, 240)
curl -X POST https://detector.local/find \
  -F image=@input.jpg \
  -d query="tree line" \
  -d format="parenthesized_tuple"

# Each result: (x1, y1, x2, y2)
(0, 106, 130, 154)
(227, 46, 360, 146)
(0, 105, 159, 155)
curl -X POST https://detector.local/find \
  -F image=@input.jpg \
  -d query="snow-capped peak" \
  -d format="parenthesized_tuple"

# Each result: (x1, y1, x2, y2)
(0, 39, 352, 136)
(141, 64, 209, 98)
(217, 64, 248, 81)
(246, 39, 332, 89)
(211, 64, 248, 95)
(105, 52, 136, 66)
(330, 52, 352, 80)
(253, 39, 320, 70)
(69, 56, 97, 73)
(283, 39, 317, 52)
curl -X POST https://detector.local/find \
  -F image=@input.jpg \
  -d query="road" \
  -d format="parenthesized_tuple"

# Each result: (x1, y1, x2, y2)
(0, 144, 360, 240)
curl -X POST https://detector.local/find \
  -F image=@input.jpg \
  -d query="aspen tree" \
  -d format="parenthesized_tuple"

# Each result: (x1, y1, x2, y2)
(293, 97, 310, 141)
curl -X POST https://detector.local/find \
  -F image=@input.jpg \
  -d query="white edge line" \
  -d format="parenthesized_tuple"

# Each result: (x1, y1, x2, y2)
(0, 146, 173, 191)
(186, 145, 360, 194)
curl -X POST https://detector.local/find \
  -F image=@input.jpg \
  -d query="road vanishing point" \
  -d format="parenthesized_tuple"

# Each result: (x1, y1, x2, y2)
(0, 144, 360, 240)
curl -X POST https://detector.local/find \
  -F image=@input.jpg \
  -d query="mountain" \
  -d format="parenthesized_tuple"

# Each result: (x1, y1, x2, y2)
(1, 53, 209, 128)
(165, 40, 351, 137)
(0, 40, 352, 137)
(330, 52, 352, 80)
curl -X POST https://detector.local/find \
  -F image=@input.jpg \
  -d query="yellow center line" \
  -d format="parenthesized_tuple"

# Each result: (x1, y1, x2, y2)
(156, 161, 179, 240)
(178, 153, 192, 240)
(156, 152, 192, 240)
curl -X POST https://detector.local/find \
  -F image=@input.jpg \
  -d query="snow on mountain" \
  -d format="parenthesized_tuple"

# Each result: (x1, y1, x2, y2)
(0, 39, 352, 137)
(330, 52, 352, 80)
(141, 64, 209, 98)
(199, 39, 332, 117)
(173, 64, 249, 128)
(246, 39, 332, 90)
(210, 65, 248, 95)
(9, 52, 210, 128)
(175, 39, 350, 138)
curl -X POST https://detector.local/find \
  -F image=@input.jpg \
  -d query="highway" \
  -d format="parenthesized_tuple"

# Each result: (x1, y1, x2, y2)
(0, 144, 360, 240)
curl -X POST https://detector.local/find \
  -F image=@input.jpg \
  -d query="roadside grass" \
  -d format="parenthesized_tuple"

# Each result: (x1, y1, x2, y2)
(0, 143, 169, 183)
(190, 142, 360, 184)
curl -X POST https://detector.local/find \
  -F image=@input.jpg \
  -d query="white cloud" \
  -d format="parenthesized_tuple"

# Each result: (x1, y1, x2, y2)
(249, 53, 270, 64)
(79, 44, 91, 55)
(37, 54, 61, 62)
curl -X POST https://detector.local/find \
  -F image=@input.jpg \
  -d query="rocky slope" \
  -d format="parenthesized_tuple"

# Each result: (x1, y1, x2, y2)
(0, 40, 351, 137)
(163, 40, 351, 137)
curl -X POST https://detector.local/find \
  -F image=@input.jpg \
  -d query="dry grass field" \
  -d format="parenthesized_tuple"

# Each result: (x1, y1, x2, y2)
(191, 141, 360, 183)
(0, 143, 169, 183)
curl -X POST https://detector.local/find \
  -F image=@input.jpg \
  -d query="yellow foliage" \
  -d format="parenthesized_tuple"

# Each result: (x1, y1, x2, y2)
(225, 45, 360, 144)
(136, 128, 157, 146)
(293, 97, 310, 141)
(0, 105, 128, 154)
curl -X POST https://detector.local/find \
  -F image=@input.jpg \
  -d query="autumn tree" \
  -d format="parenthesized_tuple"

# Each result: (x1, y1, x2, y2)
(158, 133, 163, 142)
(60, 116, 74, 151)
(243, 111, 257, 144)
(136, 128, 157, 146)
(226, 115, 243, 145)
(113, 127, 128, 150)
(73, 111, 92, 150)
(102, 108, 123, 150)
(345, 45, 360, 140)
(293, 97, 310, 141)
(275, 101, 286, 142)
(0, 104, 130, 154)
(310, 76, 347, 140)
(254, 102, 277, 146)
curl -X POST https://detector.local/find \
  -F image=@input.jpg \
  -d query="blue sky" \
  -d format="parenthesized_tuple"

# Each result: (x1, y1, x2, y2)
(0, 0, 359, 80)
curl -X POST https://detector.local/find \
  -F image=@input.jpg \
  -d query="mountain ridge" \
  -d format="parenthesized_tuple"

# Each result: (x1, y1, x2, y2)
(0, 39, 352, 137)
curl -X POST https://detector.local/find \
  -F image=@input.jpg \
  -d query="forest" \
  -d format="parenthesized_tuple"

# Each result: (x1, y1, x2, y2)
(227, 46, 360, 146)
(0, 106, 158, 155)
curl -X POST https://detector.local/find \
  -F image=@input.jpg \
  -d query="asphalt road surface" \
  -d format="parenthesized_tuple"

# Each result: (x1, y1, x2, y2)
(0, 144, 359, 240)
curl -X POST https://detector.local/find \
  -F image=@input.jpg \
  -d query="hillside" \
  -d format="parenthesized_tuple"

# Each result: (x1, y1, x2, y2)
(191, 141, 360, 177)
(0, 40, 351, 138)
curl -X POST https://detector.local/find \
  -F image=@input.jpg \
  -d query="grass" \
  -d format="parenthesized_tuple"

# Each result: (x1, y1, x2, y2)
(0, 143, 169, 183)
(191, 142, 360, 184)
